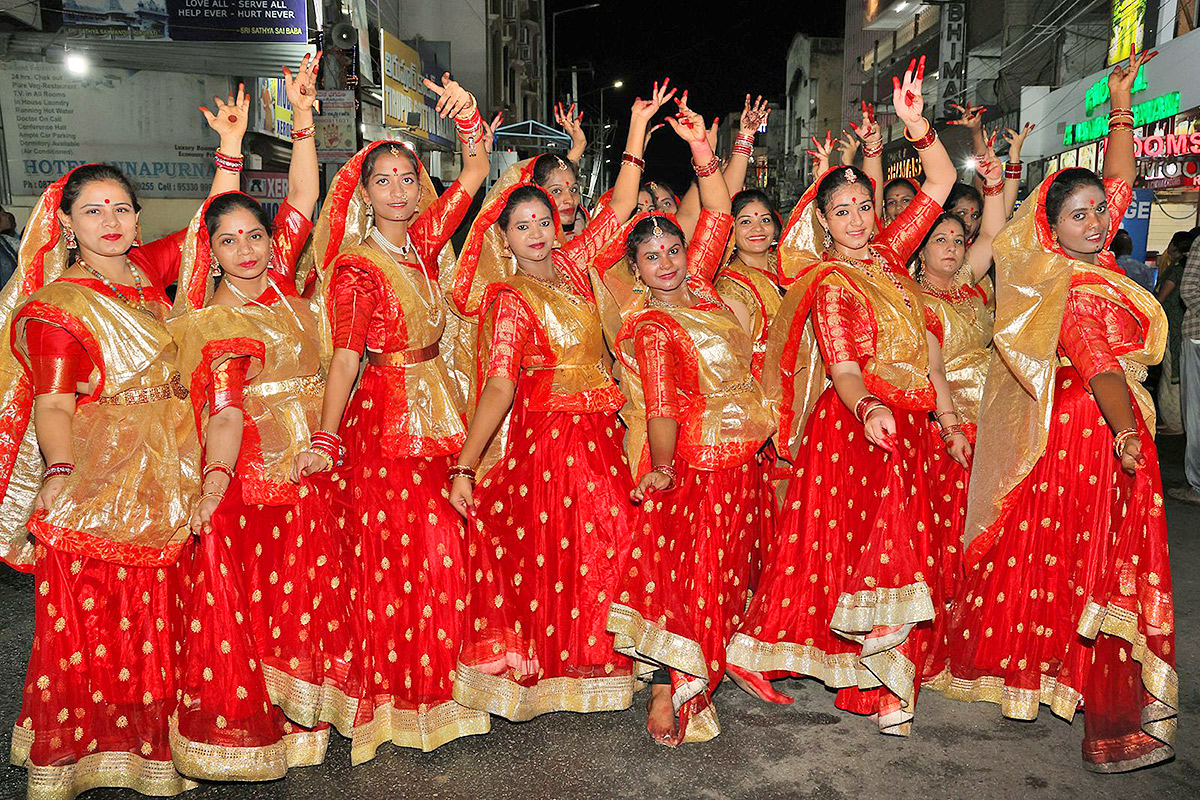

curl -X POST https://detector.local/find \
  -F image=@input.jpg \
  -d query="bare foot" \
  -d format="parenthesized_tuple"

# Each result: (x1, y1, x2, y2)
(646, 683, 682, 746)
(728, 664, 794, 705)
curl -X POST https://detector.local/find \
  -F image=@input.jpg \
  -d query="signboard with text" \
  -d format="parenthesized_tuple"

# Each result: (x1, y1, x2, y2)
(315, 90, 357, 163)
(1108, 0, 1148, 66)
(936, 2, 966, 119)
(380, 30, 455, 148)
(242, 170, 289, 220)
(0, 61, 229, 198)
(63, 0, 307, 43)
(252, 76, 294, 141)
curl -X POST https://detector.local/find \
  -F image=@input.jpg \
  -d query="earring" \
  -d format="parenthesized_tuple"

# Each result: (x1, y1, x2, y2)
(1050, 230, 1059, 245)
(64, 228, 77, 249)
(632, 270, 647, 294)
(365, 204, 375, 225)
(821, 228, 832, 249)
(210, 263, 223, 278)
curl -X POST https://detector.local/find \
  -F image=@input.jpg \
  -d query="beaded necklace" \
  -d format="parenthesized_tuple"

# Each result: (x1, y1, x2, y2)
(76, 256, 155, 317)
(832, 246, 914, 311)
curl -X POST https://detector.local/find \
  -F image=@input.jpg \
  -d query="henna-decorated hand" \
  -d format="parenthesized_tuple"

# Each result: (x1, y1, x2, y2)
(848, 101, 881, 147)
(283, 51, 321, 114)
(739, 94, 770, 136)
(892, 55, 927, 126)
(1002, 122, 1036, 161)
(947, 101, 986, 131)
(805, 131, 835, 174)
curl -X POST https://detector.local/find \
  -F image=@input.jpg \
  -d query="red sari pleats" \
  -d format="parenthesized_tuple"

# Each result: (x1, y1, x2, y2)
(607, 456, 771, 742)
(172, 472, 355, 780)
(12, 542, 195, 800)
(454, 405, 636, 719)
(942, 366, 1177, 772)
(339, 368, 490, 762)
(727, 388, 937, 735)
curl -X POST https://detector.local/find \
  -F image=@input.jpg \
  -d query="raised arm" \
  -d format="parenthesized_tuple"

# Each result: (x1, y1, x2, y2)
(849, 102, 884, 207)
(948, 102, 988, 192)
(667, 96, 731, 216)
(1104, 46, 1157, 188)
(894, 56, 956, 206)
(1001, 122, 1034, 218)
(966, 142, 1006, 284)
(282, 51, 321, 219)
(424, 72, 491, 197)
(806, 132, 835, 180)
(611, 78, 679, 223)
(671, 114, 717, 239)
(199, 83, 251, 197)
(724, 95, 769, 197)
(555, 102, 588, 166)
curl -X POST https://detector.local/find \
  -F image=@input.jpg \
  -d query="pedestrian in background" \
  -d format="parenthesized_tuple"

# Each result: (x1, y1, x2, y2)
(1156, 229, 1197, 436)
(1170, 227, 1200, 505)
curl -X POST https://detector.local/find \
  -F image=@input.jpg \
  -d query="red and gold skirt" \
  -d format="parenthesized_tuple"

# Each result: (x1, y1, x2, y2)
(942, 366, 1177, 772)
(12, 541, 195, 800)
(726, 387, 937, 735)
(338, 373, 490, 762)
(171, 472, 357, 781)
(454, 407, 636, 720)
(607, 455, 771, 743)
(919, 419, 973, 684)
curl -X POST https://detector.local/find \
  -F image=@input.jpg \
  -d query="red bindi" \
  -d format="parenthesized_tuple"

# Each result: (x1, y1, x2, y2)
(104, 199, 110, 204)
(237, 229, 243, 234)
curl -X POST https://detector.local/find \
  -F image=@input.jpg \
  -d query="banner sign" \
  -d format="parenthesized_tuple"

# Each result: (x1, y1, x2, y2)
(936, 2, 966, 118)
(315, 90, 357, 163)
(62, 0, 307, 43)
(0, 61, 229, 198)
(253, 76, 294, 141)
(242, 170, 289, 220)
(1108, 0, 1148, 66)
(381, 30, 455, 148)
(1122, 188, 1153, 260)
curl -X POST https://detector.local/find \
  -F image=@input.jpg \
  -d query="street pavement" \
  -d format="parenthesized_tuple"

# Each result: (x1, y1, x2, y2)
(0, 437, 1195, 800)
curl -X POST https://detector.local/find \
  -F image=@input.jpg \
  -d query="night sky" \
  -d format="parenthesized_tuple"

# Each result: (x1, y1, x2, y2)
(549, 0, 845, 192)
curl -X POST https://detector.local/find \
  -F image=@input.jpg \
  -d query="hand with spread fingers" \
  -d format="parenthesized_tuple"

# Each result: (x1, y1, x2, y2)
(200, 82, 250, 141)
(555, 101, 587, 162)
(1002, 122, 1036, 162)
(836, 131, 859, 166)
(805, 131, 836, 175)
(1109, 44, 1157, 105)
(480, 110, 505, 156)
(892, 55, 928, 127)
(283, 50, 322, 115)
(947, 101, 986, 131)
(632, 77, 678, 126)
(739, 94, 770, 136)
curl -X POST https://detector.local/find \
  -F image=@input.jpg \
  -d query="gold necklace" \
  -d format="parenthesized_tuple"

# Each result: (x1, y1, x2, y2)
(833, 246, 915, 312)
(76, 256, 155, 317)
(919, 276, 975, 304)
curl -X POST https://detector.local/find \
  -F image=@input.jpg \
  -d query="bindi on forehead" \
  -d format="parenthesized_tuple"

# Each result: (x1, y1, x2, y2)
(104, 198, 110, 204)
(237, 229, 243, 234)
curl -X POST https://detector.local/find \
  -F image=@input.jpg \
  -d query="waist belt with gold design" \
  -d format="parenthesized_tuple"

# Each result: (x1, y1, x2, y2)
(367, 342, 440, 367)
(244, 373, 325, 399)
(95, 372, 189, 405)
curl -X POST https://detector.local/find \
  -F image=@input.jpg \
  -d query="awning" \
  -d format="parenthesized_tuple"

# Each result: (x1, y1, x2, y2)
(494, 120, 571, 147)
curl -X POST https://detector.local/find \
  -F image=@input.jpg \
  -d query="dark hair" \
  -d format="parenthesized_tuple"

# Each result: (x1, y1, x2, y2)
(1044, 168, 1104, 225)
(815, 166, 872, 213)
(913, 212, 968, 278)
(532, 153, 577, 186)
(625, 215, 685, 265)
(883, 177, 918, 200)
(1110, 229, 1133, 257)
(204, 193, 272, 239)
(731, 189, 782, 239)
(1167, 230, 1196, 255)
(360, 142, 419, 188)
(498, 185, 555, 229)
(61, 164, 141, 214)
(946, 182, 982, 212)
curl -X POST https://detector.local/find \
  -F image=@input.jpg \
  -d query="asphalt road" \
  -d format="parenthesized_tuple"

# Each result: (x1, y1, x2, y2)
(0, 437, 1195, 800)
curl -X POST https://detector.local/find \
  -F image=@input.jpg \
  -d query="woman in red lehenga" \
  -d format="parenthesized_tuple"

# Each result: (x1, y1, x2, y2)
(165, 53, 362, 781)
(725, 59, 968, 735)
(914, 145, 1006, 684)
(0, 164, 203, 798)
(298, 75, 493, 762)
(445, 81, 678, 722)
(943, 49, 1178, 772)
(595, 99, 775, 746)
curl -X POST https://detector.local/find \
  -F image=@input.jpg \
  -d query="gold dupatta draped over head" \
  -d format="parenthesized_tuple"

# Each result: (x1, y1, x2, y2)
(775, 165, 882, 287)
(963, 169, 1166, 553)
(0, 170, 81, 569)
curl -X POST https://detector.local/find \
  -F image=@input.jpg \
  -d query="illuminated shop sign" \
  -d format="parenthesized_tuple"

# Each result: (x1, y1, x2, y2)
(1064, 66, 1178, 148)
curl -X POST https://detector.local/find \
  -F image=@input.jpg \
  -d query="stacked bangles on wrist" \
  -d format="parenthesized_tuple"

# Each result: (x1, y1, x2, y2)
(621, 151, 646, 171)
(940, 423, 965, 443)
(1004, 160, 1023, 180)
(903, 119, 937, 151)
(692, 151, 721, 178)
(291, 125, 315, 142)
(1108, 107, 1135, 132)
(308, 430, 344, 470)
(214, 150, 244, 174)
(448, 465, 477, 484)
(731, 134, 755, 159)
(862, 138, 884, 159)
(202, 460, 234, 482)
(982, 180, 1004, 196)
(651, 464, 678, 490)
(454, 103, 485, 156)
(1113, 427, 1140, 459)
(42, 462, 74, 483)
(854, 395, 888, 425)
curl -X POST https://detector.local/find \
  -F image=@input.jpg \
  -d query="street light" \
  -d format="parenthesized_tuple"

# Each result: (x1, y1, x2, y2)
(551, 3, 601, 117)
